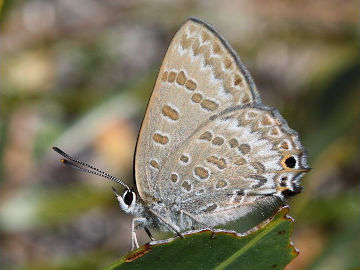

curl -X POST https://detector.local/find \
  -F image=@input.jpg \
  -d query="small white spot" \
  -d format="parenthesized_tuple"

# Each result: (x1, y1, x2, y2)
(226, 118, 240, 131)
(263, 158, 283, 171)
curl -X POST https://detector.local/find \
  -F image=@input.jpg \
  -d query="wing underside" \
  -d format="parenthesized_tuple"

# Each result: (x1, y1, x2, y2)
(134, 18, 261, 202)
(134, 18, 308, 218)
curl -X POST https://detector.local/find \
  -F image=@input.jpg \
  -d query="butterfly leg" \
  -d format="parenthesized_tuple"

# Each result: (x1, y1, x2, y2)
(148, 209, 184, 238)
(144, 227, 155, 241)
(131, 218, 140, 250)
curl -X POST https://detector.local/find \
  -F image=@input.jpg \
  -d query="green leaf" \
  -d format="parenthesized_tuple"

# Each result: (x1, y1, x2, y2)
(104, 206, 298, 270)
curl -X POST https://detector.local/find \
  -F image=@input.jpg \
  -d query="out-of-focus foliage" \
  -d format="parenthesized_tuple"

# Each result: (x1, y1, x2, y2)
(0, 1, 359, 270)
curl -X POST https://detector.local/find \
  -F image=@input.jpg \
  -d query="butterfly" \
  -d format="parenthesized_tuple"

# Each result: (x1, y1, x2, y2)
(54, 17, 310, 250)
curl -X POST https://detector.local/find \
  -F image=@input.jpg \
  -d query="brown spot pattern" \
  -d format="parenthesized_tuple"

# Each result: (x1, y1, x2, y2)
(234, 74, 243, 86)
(242, 94, 250, 104)
(193, 40, 206, 56)
(213, 42, 222, 54)
(168, 71, 176, 82)
(251, 162, 266, 174)
(182, 181, 192, 191)
(153, 133, 169, 145)
(201, 31, 210, 42)
(281, 141, 289, 149)
(212, 59, 224, 80)
(191, 93, 203, 103)
(261, 115, 272, 126)
(150, 160, 159, 169)
(170, 173, 178, 183)
(212, 137, 224, 146)
(180, 34, 192, 49)
(238, 143, 251, 154)
(185, 79, 197, 91)
(223, 57, 233, 69)
(228, 138, 239, 148)
(271, 127, 280, 136)
(161, 71, 168, 81)
(234, 158, 246, 166)
(194, 166, 210, 180)
(206, 156, 227, 169)
(162, 105, 179, 121)
(200, 99, 219, 111)
(176, 23, 256, 109)
(192, 39, 200, 56)
(176, 71, 187, 85)
(180, 154, 189, 163)
(199, 131, 212, 141)
(177, 25, 253, 107)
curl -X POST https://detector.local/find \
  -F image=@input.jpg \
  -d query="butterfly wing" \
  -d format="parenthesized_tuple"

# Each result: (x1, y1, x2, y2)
(134, 18, 261, 202)
(156, 106, 308, 225)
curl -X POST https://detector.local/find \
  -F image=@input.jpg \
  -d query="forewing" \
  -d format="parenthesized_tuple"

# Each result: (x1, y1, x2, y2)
(156, 106, 309, 215)
(134, 18, 259, 202)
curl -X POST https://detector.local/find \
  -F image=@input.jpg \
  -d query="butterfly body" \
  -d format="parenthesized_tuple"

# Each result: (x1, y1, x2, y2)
(123, 192, 281, 232)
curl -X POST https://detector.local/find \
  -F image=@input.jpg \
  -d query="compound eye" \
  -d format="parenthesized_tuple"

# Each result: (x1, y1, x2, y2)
(123, 190, 134, 206)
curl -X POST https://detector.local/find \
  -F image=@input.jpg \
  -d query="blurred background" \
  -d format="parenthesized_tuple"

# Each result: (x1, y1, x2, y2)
(0, 1, 359, 269)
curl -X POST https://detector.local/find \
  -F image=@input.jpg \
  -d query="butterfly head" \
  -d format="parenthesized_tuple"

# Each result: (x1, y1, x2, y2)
(52, 147, 146, 216)
(112, 187, 138, 214)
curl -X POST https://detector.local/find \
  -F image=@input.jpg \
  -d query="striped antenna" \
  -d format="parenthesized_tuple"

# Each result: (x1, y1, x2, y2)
(53, 146, 130, 190)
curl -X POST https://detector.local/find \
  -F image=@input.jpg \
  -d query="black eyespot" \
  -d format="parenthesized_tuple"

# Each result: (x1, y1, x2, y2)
(123, 190, 134, 206)
(285, 156, 296, 168)
(282, 186, 303, 197)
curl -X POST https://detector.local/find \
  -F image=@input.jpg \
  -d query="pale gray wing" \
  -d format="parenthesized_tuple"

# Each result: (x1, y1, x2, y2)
(156, 106, 309, 220)
(134, 18, 260, 202)
(179, 190, 281, 227)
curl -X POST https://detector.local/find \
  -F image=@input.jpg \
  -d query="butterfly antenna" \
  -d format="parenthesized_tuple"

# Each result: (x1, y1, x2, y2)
(53, 147, 130, 190)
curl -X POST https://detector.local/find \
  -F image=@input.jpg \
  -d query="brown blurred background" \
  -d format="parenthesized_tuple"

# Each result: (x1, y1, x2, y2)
(0, 1, 359, 269)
